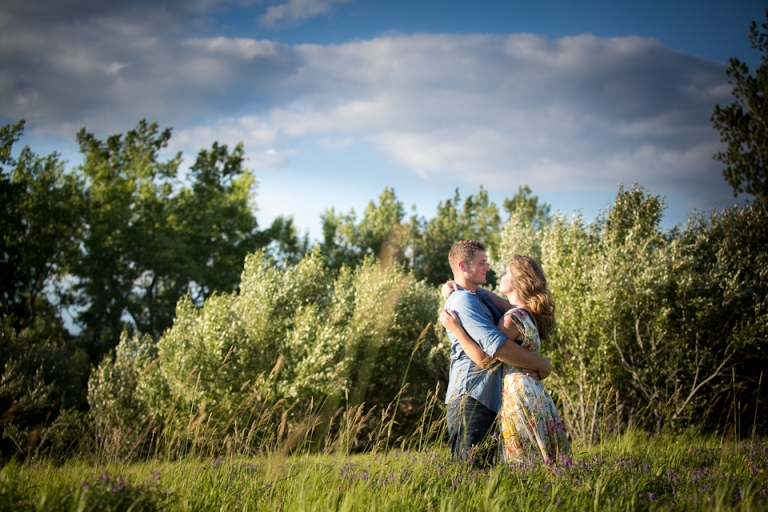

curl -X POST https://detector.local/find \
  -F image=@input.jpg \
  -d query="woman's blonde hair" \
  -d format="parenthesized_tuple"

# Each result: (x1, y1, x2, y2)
(507, 255, 556, 340)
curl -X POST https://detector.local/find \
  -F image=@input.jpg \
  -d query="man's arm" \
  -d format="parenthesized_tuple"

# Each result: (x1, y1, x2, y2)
(449, 292, 552, 379)
(493, 342, 552, 379)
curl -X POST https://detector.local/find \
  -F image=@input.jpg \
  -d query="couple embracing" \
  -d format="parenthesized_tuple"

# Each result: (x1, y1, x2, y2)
(440, 240, 569, 466)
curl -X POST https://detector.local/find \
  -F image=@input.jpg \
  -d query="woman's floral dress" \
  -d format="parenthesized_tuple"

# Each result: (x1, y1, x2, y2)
(498, 308, 570, 462)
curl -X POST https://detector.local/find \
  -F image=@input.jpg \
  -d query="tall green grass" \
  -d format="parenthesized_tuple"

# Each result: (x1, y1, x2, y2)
(3, 432, 767, 511)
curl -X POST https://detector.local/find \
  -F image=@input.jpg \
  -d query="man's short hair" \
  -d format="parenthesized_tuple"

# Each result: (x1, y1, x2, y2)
(448, 240, 486, 274)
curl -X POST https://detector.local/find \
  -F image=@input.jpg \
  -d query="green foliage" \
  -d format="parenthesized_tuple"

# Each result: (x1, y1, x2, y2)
(0, 120, 82, 331)
(320, 188, 408, 270)
(712, 8, 768, 208)
(88, 249, 443, 457)
(537, 184, 768, 440)
(87, 331, 157, 461)
(0, 121, 90, 461)
(73, 120, 184, 353)
(6, 434, 768, 510)
(503, 184, 552, 232)
(409, 187, 502, 286)
(73, 121, 278, 358)
(1, 119, 313, 462)
(0, 317, 90, 461)
(0, 461, 176, 511)
(3, 112, 767, 463)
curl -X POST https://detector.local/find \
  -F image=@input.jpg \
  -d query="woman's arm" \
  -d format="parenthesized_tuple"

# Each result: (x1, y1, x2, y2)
(496, 311, 551, 380)
(440, 281, 512, 314)
(481, 289, 512, 314)
(498, 313, 522, 341)
(439, 309, 495, 368)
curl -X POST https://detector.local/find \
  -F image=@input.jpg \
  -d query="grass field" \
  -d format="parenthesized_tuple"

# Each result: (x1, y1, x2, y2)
(1, 431, 766, 511)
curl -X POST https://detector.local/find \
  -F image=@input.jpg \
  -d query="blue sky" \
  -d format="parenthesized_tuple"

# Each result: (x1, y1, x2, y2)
(1, 0, 764, 240)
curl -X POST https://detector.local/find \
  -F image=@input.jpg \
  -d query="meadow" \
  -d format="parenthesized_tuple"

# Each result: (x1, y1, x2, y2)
(1, 432, 767, 511)
(3, 120, 768, 510)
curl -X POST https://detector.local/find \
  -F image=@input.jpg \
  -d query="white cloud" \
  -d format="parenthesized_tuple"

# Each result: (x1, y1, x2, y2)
(0, 4, 735, 216)
(259, 0, 352, 27)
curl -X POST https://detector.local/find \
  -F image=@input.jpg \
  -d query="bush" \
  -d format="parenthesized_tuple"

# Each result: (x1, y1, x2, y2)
(88, 249, 444, 459)
(494, 184, 768, 442)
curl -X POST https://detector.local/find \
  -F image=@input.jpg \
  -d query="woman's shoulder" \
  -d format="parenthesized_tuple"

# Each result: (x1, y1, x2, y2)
(503, 306, 533, 321)
(504, 307, 538, 328)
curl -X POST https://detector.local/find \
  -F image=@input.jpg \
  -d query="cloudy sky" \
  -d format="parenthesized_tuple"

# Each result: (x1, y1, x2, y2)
(1, 0, 763, 238)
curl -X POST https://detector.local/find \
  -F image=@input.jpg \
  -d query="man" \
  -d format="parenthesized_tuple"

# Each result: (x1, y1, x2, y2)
(442, 240, 552, 464)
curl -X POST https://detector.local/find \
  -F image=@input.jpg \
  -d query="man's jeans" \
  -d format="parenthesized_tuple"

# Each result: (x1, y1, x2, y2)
(446, 395, 497, 465)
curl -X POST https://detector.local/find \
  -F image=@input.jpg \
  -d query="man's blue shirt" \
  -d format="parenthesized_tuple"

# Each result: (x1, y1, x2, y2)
(444, 287, 506, 412)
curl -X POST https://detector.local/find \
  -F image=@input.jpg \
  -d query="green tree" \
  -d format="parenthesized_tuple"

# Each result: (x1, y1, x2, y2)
(176, 141, 272, 304)
(712, 8, 768, 209)
(74, 121, 273, 356)
(73, 120, 182, 354)
(356, 188, 408, 267)
(319, 188, 408, 270)
(409, 190, 462, 286)
(0, 121, 83, 331)
(409, 187, 501, 286)
(503, 185, 552, 231)
(319, 207, 359, 270)
(0, 120, 89, 460)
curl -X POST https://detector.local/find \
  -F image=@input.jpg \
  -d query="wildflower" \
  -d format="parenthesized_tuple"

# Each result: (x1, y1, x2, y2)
(82, 482, 90, 490)
(648, 492, 657, 501)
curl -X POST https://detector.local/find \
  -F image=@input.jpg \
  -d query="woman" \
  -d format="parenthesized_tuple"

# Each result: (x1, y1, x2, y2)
(440, 255, 570, 463)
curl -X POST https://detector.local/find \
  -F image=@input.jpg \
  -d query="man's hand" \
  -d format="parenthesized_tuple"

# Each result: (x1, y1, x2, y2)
(477, 356, 498, 370)
(521, 358, 552, 381)
(441, 280, 459, 299)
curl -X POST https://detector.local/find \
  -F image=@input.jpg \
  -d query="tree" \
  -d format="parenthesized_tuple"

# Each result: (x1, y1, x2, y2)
(0, 121, 89, 460)
(356, 188, 408, 267)
(409, 187, 501, 286)
(503, 185, 552, 231)
(319, 207, 359, 270)
(74, 121, 273, 355)
(73, 120, 182, 353)
(319, 188, 408, 270)
(711, 8, 768, 209)
(176, 141, 271, 304)
(0, 120, 82, 331)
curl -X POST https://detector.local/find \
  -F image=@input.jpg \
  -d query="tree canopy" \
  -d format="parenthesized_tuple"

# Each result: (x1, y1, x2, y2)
(712, 8, 768, 209)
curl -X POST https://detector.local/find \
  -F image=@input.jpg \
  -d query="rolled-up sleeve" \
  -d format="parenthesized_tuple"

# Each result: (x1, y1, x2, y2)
(447, 292, 506, 357)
